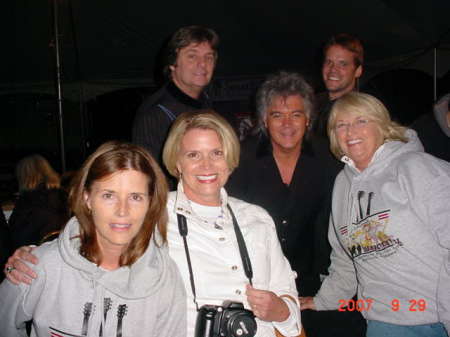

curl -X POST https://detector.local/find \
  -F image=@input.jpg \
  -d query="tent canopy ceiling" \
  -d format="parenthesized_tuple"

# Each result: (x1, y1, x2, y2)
(3, 0, 450, 99)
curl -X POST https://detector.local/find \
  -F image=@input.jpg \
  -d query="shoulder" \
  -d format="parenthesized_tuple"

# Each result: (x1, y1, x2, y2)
(227, 196, 275, 228)
(33, 240, 60, 261)
(134, 87, 169, 118)
(394, 151, 450, 183)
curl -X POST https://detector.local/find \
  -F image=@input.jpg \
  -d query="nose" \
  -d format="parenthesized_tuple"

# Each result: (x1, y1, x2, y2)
(281, 115, 293, 126)
(197, 56, 207, 68)
(199, 156, 212, 169)
(328, 62, 338, 72)
(116, 198, 129, 217)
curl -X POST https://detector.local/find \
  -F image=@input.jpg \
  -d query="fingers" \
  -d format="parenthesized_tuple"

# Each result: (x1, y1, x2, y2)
(6, 267, 34, 285)
(16, 246, 39, 265)
(4, 246, 38, 285)
(246, 285, 289, 322)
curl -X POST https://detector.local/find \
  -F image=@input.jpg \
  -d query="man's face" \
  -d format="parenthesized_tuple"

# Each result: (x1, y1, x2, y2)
(322, 45, 362, 100)
(264, 95, 309, 154)
(170, 41, 216, 99)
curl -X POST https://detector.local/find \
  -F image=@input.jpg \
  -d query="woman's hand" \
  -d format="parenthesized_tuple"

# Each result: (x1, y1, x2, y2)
(246, 284, 290, 322)
(299, 296, 316, 310)
(4, 246, 38, 285)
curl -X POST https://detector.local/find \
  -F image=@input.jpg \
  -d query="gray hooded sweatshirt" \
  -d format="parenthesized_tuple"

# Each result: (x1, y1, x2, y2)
(0, 217, 186, 337)
(314, 130, 450, 332)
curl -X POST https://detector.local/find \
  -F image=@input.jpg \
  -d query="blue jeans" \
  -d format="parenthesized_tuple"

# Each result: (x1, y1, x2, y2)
(367, 320, 448, 337)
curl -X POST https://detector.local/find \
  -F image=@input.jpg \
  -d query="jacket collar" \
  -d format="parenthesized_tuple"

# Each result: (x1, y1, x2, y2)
(173, 181, 231, 222)
(166, 80, 208, 109)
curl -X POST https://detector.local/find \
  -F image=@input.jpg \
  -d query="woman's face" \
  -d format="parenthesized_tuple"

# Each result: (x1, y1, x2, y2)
(335, 110, 384, 171)
(84, 169, 150, 254)
(176, 128, 231, 206)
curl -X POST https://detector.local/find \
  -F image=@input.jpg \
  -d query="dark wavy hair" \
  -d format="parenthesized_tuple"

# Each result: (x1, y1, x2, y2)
(163, 25, 219, 77)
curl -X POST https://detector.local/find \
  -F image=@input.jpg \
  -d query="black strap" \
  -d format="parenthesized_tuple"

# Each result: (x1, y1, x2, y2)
(227, 204, 253, 285)
(176, 204, 254, 310)
(177, 213, 199, 311)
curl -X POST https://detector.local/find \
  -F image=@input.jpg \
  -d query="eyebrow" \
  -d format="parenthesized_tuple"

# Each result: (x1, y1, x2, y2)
(268, 110, 304, 115)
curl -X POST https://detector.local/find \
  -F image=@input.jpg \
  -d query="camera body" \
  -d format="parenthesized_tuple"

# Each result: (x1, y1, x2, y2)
(195, 300, 257, 337)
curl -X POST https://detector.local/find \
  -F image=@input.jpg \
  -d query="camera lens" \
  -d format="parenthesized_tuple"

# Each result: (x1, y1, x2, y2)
(226, 312, 257, 337)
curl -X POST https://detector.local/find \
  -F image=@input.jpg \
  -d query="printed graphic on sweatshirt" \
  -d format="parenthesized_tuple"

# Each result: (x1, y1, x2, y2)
(49, 299, 129, 337)
(340, 191, 403, 261)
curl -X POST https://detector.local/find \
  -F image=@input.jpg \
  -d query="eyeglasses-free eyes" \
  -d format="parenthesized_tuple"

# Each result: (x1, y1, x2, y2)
(334, 118, 372, 133)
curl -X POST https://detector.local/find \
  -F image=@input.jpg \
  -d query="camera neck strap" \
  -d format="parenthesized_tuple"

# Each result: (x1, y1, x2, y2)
(177, 204, 254, 311)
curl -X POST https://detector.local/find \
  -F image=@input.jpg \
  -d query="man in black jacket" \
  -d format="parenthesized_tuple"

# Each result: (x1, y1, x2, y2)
(132, 25, 218, 164)
(227, 71, 365, 337)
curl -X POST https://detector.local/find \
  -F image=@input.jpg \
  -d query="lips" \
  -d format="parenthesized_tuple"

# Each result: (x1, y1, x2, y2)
(347, 139, 362, 145)
(196, 174, 218, 183)
(110, 223, 131, 231)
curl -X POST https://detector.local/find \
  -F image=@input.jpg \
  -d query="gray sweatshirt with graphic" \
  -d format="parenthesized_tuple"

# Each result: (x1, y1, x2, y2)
(314, 130, 450, 332)
(0, 217, 186, 337)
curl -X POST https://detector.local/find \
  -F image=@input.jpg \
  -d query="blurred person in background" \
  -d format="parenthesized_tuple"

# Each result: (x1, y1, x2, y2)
(8, 155, 70, 251)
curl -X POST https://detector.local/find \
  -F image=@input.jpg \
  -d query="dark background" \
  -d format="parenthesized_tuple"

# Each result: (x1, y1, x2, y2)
(1, 0, 450, 201)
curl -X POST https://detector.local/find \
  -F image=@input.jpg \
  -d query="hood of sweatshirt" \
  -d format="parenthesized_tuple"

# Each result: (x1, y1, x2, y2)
(434, 93, 450, 137)
(58, 217, 172, 300)
(341, 129, 424, 180)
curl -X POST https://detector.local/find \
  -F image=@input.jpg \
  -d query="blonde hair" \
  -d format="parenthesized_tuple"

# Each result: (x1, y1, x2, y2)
(16, 154, 60, 192)
(163, 110, 240, 177)
(70, 141, 168, 267)
(327, 92, 408, 159)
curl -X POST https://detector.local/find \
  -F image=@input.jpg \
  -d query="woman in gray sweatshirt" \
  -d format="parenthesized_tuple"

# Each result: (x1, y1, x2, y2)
(301, 93, 450, 337)
(0, 141, 186, 337)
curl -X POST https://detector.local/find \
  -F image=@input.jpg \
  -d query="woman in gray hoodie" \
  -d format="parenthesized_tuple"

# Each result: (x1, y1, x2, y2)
(0, 141, 186, 337)
(300, 93, 450, 337)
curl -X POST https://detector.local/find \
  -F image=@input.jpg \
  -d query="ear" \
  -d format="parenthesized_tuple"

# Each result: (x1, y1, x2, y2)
(355, 65, 363, 78)
(169, 64, 176, 72)
(83, 190, 92, 211)
(176, 161, 182, 177)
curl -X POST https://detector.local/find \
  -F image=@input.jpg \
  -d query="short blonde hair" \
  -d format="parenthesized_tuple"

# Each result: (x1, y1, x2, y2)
(16, 154, 60, 192)
(327, 92, 408, 159)
(163, 110, 240, 177)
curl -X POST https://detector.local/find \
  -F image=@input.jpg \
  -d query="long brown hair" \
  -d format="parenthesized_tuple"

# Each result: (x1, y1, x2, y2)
(70, 141, 168, 267)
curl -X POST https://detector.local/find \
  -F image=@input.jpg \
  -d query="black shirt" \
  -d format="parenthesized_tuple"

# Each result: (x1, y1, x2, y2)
(132, 81, 211, 162)
(227, 134, 339, 295)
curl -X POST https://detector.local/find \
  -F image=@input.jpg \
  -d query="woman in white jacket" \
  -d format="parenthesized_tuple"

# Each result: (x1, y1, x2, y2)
(300, 92, 450, 337)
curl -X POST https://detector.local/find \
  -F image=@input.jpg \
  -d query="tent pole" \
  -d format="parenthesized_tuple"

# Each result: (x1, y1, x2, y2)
(433, 47, 437, 102)
(53, 0, 66, 172)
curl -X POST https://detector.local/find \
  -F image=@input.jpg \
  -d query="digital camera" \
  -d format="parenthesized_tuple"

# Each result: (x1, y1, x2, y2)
(195, 300, 257, 337)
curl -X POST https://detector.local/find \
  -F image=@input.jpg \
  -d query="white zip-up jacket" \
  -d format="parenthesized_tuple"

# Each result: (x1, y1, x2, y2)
(167, 183, 301, 337)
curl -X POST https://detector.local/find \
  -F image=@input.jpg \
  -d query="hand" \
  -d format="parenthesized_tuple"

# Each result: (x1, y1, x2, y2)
(246, 284, 290, 322)
(299, 296, 316, 311)
(4, 246, 38, 285)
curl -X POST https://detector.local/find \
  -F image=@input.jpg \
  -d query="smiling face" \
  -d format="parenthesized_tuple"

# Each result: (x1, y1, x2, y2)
(322, 45, 362, 100)
(170, 41, 216, 99)
(335, 111, 384, 171)
(265, 94, 309, 155)
(176, 128, 230, 206)
(84, 169, 150, 255)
